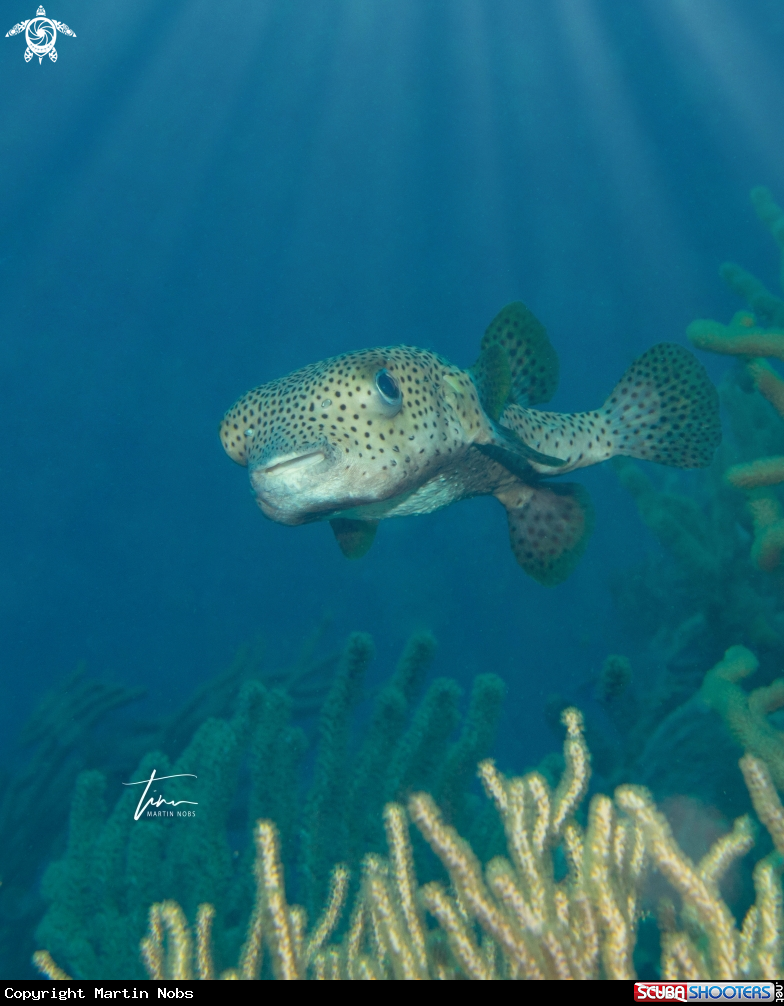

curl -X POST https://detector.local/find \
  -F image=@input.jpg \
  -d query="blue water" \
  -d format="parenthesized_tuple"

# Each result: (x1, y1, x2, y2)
(2, 0, 784, 969)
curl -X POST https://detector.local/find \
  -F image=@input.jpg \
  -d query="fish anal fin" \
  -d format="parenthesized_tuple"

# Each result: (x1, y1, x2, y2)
(498, 482, 594, 586)
(477, 302, 559, 407)
(330, 518, 379, 559)
(601, 343, 721, 468)
(471, 342, 512, 421)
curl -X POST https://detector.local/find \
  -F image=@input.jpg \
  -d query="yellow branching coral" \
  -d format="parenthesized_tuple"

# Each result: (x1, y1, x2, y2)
(723, 358, 784, 506)
(407, 709, 643, 980)
(746, 496, 784, 572)
(128, 707, 640, 980)
(613, 750, 784, 981)
(741, 751, 784, 854)
(727, 455, 784, 490)
(738, 754, 784, 979)
(31, 950, 72, 980)
(689, 313, 784, 362)
(141, 901, 195, 980)
(134, 824, 352, 981)
(615, 786, 752, 978)
(34, 702, 784, 980)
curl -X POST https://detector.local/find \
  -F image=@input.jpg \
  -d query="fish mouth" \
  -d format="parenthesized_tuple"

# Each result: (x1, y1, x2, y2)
(250, 447, 334, 526)
(262, 450, 327, 476)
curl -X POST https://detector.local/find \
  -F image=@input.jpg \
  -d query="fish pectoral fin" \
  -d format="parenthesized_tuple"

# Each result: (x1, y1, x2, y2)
(477, 421, 566, 478)
(497, 481, 594, 586)
(470, 342, 512, 421)
(329, 518, 379, 559)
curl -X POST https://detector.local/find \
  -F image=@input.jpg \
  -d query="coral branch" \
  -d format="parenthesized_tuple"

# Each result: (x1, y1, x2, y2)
(32, 950, 72, 980)
(688, 187, 784, 571)
(701, 647, 784, 792)
(615, 786, 738, 978)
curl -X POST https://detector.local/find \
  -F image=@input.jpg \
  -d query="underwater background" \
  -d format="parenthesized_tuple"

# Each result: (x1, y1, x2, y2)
(3, 0, 784, 981)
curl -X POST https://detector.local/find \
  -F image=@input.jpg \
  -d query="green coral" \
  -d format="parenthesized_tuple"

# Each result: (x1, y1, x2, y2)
(612, 189, 784, 675)
(36, 684, 271, 979)
(301, 632, 375, 913)
(433, 673, 506, 823)
(36, 631, 503, 979)
(344, 631, 436, 860)
(612, 454, 781, 672)
(597, 654, 632, 705)
(0, 668, 146, 978)
(687, 188, 784, 575)
(700, 644, 784, 792)
(721, 186, 784, 326)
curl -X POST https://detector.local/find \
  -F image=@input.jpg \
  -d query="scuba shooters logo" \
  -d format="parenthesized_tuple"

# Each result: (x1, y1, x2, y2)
(634, 984, 782, 1001)
(5, 5, 75, 63)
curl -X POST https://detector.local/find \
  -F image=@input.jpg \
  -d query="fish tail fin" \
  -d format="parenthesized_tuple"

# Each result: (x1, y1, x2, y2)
(497, 481, 594, 586)
(600, 343, 721, 468)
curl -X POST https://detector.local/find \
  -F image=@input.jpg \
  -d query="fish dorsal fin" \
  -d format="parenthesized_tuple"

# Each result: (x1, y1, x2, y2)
(475, 302, 559, 409)
(497, 481, 594, 586)
(330, 518, 379, 559)
(471, 342, 512, 421)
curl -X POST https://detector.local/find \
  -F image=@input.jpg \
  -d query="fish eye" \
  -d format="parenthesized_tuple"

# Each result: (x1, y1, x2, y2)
(374, 368, 403, 416)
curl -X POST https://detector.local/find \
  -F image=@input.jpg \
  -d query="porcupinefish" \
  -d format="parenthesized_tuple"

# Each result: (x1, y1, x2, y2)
(220, 303, 720, 585)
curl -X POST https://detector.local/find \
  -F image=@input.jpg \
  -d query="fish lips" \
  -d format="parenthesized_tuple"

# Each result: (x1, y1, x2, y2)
(249, 443, 337, 525)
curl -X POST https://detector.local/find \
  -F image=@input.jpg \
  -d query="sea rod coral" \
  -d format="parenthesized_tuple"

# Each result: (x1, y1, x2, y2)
(607, 391, 784, 758)
(0, 618, 347, 978)
(600, 190, 784, 765)
(33, 630, 506, 979)
(699, 644, 784, 794)
(34, 706, 784, 979)
(689, 186, 784, 572)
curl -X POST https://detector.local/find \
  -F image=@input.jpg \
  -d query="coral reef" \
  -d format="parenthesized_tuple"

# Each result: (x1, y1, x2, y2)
(688, 187, 784, 573)
(35, 704, 784, 980)
(699, 645, 784, 793)
(610, 454, 781, 687)
(592, 193, 784, 781)
(158, 617, 338, 754)
(600, 437, 784, 815)
(33, 630, 505, 979)
(577, 187, 784, 830)
(0, 622, 340, 978)
(0, 668, 144, 978)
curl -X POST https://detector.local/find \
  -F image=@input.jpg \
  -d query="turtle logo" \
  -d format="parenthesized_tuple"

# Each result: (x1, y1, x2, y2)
(5, 6, 75, 63)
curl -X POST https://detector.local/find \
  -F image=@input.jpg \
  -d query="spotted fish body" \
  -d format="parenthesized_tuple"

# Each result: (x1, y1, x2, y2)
(221, 303, 721, 585)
